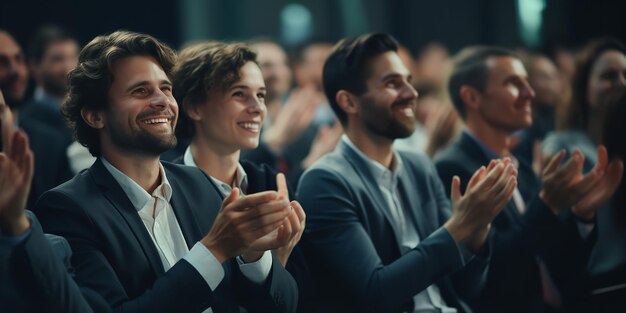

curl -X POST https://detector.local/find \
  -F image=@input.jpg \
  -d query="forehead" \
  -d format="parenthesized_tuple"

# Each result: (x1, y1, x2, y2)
(592, 50, 626, 72)
(367, 51, 411, 79)
(0, 33, 21, 56)
(485, 56, 527, 81)
(46, 39, 79, 53)
(234, 62, 265, 85)
(110, 55, 168, 86)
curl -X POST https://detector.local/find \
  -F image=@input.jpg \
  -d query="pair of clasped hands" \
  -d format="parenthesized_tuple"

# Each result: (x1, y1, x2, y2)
(201, 173, 305, 267)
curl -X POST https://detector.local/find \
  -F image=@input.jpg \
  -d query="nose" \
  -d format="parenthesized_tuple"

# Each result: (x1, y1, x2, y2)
(150, 89, 172, 110)
(246, 96, 266, 115)
(401, 80, 418, 101)
(521, 82, 536, 100)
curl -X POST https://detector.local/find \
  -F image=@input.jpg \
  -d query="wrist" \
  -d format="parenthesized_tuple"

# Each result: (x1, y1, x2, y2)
(241, 250, 264, 263)
(201, 239, 228, 264)
(0, 212, 31, 236)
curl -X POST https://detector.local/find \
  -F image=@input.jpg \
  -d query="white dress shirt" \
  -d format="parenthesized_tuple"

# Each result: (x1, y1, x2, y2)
(102, 158, 268, 312)
(183, 145, 273, 283)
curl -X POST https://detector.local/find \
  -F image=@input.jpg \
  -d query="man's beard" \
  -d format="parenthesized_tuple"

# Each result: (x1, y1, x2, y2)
(361, 98, 416, 140)
(108, 121, 178, 156)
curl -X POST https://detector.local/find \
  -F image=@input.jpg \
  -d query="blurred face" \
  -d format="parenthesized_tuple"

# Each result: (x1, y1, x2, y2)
(255, 42, 291, 101)
(356, 51, 418, 140)
(0, 32, 28, 109)
(587, 50, 626, 108)
(100, 56, 178, 156)
(33, 39, 79, 97)
(297, 43, 332, 90)
(194, 61, 266, 152)
(477, 56, 535, 133)
(528, 56, 563, 107)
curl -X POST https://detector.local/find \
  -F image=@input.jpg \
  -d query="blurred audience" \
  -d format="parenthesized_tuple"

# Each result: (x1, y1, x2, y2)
(0, 29, 72, 210)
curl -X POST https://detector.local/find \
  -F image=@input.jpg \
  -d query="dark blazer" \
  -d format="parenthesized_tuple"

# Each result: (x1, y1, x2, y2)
(35, 159, 297, 313)
(21, 98, 73, 142)
(19, 118, 73, 210)
(296, 139, 489, 313)
(0, 211, 110, 313)
(435, 131, 593, 313)
(173, 157, 312, 313)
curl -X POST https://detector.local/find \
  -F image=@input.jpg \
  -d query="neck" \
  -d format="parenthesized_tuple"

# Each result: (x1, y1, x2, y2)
(190, 135, 240, 186)
(101, 148, 162, 193)
(466, 116, 512, 156)
(346, 123, 394, 168)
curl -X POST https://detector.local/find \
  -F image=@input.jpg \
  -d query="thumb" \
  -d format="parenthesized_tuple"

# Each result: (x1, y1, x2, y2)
(220, 187, 240, 210)
(276, 173, 289, 200)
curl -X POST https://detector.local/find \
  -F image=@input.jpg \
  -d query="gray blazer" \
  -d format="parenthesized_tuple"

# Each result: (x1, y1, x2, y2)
(297, 139, 488, 313)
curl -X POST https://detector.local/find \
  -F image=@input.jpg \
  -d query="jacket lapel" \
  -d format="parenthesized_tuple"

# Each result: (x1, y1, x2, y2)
(337, 141, 400, 237)
(459, 133, 524, 224)
(90, 159, 165, 275)
(396, 168, 432, 239)
(166, 168, 204, 249)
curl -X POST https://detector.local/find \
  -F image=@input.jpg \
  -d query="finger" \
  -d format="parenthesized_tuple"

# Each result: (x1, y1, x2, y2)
(226, 190, 279, 212)
(239, 199, 291, 223)
(220, 188, 241, 211)
(488, 164, 517, 195)
(276, 173, 289, 200)
(591, 145, 609, 175)
(553, 150, 584, 186)
(575, 160, 624, 213)
(493, 176, 517, 212)
(542, 150, 566, 177)
(487, 159, 498, 171)
(475, 162, 505, 191)
(9, 130, 25, 164)
(1, 106, 15, 154)
(247, 218, 289, 245)
(467, 166, 486, 191)
(450, 176, 462, 202)
(291, 200, 306, 224)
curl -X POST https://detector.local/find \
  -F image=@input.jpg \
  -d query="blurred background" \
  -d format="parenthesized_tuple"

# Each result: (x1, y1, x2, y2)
(2, 0, 625, 55)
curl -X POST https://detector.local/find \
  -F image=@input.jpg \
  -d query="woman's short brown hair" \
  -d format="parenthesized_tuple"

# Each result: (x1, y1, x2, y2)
(172, 41, 257, 139)
(62, 30, 177, 157)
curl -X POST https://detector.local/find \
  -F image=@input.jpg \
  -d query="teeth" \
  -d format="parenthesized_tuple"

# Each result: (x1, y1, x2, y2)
(143, 118, 169, 124)
(402, 108, 414, 117)
(239, 122, 259, 130)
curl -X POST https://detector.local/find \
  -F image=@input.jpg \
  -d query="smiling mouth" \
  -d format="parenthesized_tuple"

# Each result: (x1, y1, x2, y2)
(142, 117, 171, 125)
(238, 122, 260, 133)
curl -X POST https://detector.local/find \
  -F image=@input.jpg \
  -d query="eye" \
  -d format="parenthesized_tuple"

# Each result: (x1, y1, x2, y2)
(161, 85, 173, 93)
(132, 88, 148, 95)
(257, 92, 266, 100)
(232, 91, 245, 98)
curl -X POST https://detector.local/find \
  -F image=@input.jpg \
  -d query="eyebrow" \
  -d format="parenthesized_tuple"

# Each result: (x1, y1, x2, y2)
(381, 72, 412, 82)
(125, 80, 172, 92)
(229, 84, 267, 91)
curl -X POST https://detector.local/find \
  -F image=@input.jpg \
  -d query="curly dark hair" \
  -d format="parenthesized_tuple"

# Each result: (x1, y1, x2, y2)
(62, 30, 177, 157)
(172, 41, 257, 139)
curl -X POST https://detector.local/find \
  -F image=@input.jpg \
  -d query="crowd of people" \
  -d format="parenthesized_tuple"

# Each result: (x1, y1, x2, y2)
(0, 25, 625, 313)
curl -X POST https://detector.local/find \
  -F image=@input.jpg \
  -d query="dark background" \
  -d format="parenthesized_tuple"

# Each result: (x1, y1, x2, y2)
(2, 0, 625, 57)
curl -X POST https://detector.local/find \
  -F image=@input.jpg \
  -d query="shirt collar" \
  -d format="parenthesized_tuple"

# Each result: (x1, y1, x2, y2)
(341, 135, 403, 189)
(463, 130, 519, 167)
(184, 145, 248, 196)
(464, 130, 501, 160)
(34, 86, 62, 109)
(101, 157, 172, 210)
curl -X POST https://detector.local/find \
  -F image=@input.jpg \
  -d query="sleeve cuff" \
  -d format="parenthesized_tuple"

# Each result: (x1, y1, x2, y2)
(236, 250, 273, 285)
(184, 242, 225, 291)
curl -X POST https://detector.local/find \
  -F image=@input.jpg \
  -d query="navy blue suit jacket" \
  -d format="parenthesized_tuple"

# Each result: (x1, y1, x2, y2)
(435, 132, 595, 313)
(35, 159, 297, 313)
